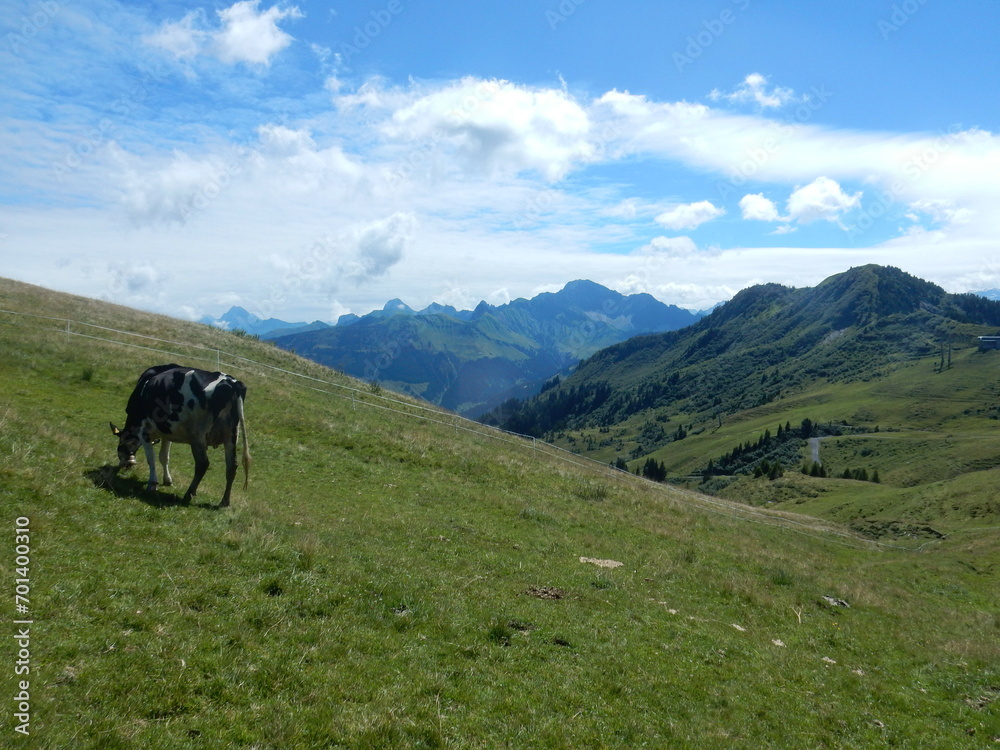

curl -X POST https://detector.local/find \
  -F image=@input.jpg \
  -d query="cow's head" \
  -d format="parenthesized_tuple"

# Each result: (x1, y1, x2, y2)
(109, 423, 141, 469)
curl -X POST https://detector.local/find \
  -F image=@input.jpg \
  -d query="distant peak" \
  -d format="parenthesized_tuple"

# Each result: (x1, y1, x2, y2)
(383, 298, 414, 313)
(563, 279, 608, 292)
(221, 305, 257, 322)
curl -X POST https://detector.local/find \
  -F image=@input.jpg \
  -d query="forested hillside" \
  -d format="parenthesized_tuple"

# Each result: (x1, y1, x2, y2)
(488, 265, 1000, 436)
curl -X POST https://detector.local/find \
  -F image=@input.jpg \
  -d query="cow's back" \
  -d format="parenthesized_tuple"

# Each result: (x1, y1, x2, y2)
(128, 365, 246, 446)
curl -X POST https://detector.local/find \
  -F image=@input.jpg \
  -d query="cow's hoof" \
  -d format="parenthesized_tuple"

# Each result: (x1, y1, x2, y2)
(146, 483, 158, 492)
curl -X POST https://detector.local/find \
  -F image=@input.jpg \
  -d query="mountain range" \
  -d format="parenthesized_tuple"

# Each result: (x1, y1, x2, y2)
(253, 281, 701, 417)
(486, 265, 1000, 479)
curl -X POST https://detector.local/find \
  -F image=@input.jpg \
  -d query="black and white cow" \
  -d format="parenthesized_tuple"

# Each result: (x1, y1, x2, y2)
(110, 364, 250, 507)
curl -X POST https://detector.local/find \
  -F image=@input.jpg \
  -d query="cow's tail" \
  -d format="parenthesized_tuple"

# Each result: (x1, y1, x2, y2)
(238, 394, 251, 490)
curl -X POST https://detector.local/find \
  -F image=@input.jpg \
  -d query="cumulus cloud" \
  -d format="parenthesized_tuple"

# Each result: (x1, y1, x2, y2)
(735, 179, 861, 229)
(382, 78, 596, 181)
(109, 262, 165, 294)
(709, 73, 799, 109)
(785, 176, 862, 224)
(145, 1, 302, 67)
(214, 1, 302, 65)
(655, 200, 724, 231)
(739, 193, 782, 222)
(253, 124, 364, 193)
(347, 211, 416, 282)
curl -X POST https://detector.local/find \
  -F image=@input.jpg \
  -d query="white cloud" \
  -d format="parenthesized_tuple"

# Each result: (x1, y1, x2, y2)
(10, 17, 1000, 327)
(214, 1, 302, 65)
(739, 193, 782, 222)
(907, 199, 975, 227)
(117, 124, 367, 226)
(264, 212, 415, 304)
(638, 235, 700, 258)
(144, 11, 207, 60)
(347, 211, 416, 282)
(709, 73, 798, 109)
(785, 177, 861, 224)
(119, 150, 236, 226)
(655, 200, 724, 231)
(382, 78, 595, 181)
(109, 262, 166, 294)
(256, 124, 316, 157)
(145, 1, 302, 67)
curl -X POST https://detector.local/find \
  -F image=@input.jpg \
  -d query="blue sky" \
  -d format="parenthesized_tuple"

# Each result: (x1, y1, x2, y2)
(2, 0, 999, 322)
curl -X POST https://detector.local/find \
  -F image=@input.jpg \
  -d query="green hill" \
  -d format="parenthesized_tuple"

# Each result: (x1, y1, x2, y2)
(487, 265, 1000, 531)
(1, 276, 998, 748)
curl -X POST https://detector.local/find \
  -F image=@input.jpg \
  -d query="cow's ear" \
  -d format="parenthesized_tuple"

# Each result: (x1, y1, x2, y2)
(110, 423, 121, 436)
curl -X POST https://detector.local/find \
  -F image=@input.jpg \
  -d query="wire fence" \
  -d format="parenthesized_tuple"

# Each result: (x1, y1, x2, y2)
(0, 306, 954, 552)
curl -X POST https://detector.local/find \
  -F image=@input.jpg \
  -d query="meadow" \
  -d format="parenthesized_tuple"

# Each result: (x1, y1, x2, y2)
(1, 278, 998, 748)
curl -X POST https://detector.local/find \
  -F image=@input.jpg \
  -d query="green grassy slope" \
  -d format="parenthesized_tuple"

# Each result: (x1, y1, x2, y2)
(1, 278, 998, 748)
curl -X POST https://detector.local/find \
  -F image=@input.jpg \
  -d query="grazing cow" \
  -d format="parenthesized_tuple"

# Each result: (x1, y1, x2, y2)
(110, 364, 250, 507)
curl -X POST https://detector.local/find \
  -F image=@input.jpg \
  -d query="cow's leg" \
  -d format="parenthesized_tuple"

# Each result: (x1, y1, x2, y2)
(220, 438, 237, 508)
(142, 441, 159, 491)
(159, 440, 173, 486)
(183, 441, 210, 503)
